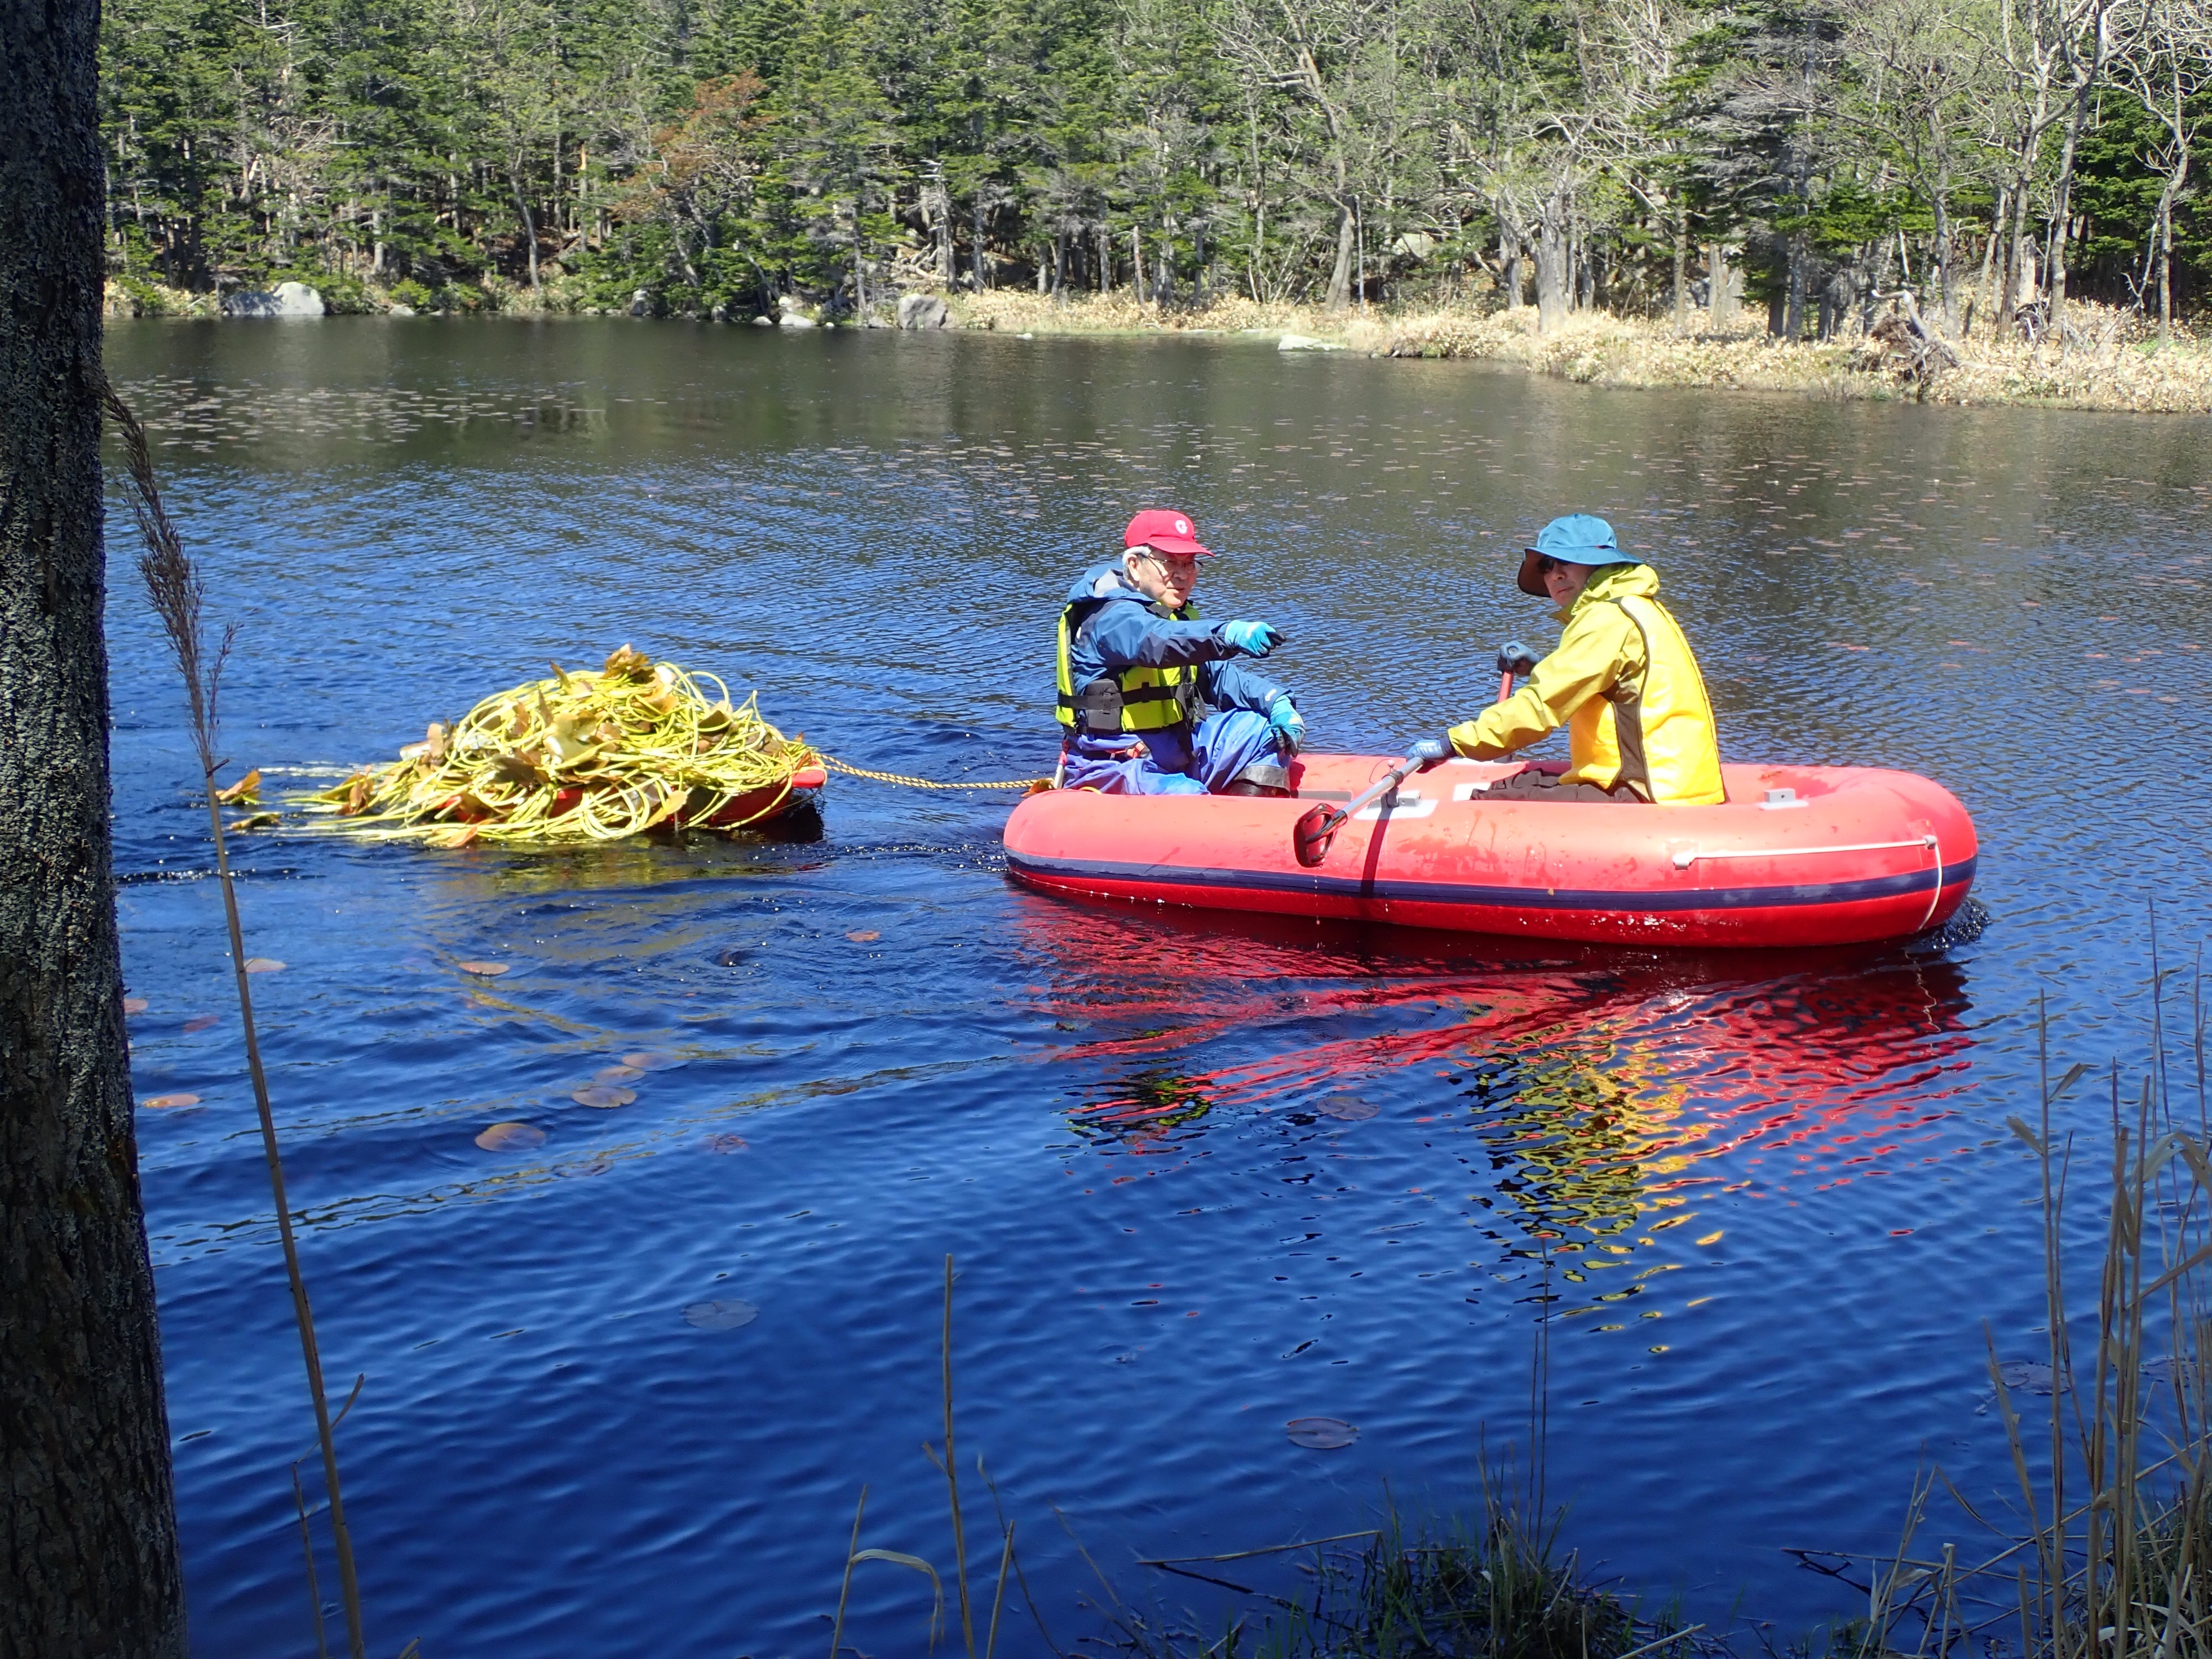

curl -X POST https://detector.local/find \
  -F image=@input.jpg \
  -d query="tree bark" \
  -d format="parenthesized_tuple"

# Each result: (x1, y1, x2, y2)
(1326, 200, 1353, 309)
(1, 0, 189, 1647)
(1671, 208, 1688, 332)
(1534, 188, 1569, 335)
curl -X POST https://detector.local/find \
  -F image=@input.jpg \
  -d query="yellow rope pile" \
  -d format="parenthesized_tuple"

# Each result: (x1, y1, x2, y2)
(300, 646, 821, 847)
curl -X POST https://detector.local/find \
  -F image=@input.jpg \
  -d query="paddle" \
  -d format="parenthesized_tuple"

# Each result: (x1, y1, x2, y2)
(1495, 639, 1537, 703)
(1293, 741, 1449, 868)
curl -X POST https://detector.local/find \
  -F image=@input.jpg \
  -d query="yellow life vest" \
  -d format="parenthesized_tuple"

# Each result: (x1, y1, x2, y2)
(1567, 591, 1724, 806)
(1055, 598, 1203, 735)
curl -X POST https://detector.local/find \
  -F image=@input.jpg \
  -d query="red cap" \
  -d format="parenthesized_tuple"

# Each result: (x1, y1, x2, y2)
(1124, 509, 1212, 557)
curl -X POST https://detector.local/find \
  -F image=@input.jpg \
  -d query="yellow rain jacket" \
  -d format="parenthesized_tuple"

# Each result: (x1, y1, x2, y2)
(1447, 564, 1724, 806)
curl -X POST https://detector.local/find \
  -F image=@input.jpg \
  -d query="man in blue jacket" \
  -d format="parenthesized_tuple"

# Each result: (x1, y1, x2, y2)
(1055, 509, 1303, 795)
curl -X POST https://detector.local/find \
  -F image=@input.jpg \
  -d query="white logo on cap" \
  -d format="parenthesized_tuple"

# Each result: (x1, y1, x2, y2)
(1175, 518, 1189, 534)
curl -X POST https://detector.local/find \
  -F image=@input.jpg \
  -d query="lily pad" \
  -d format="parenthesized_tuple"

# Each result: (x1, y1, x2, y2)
(684, 1298, 759, 1330)
(703, 1133, 750, 1154)
(182, 1014, 220, 1034)
(595, 1064, 646, 1083)
(1314, 1094, 1379, 1121)
(572, 1084, 637, 1109)
(846, 930, 880, 943)
(243, 958, 286, 974)
(475, 1121, 546, 1152)
(457, 961, 509, 977)
(620, 1050, 679, 1071)
(1997, 1361, 2066, 1396)
(140, 1093, 201, 1110)
(1286, 1416, 1359, 1449)
(123, 997, 149, 1015)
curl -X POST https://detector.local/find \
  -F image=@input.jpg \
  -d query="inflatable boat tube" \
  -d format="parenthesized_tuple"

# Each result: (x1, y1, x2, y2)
(1003, 755, 1977, 949)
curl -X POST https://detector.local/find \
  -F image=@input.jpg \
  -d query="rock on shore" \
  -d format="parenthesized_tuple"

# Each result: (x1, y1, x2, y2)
(222, 281, 325, 317)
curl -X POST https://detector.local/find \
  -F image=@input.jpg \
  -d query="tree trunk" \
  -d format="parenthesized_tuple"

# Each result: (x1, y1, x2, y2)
(851, 199, 865, 313)
(1671, 209, 1688, 332)
(1534, 190, 1569, 335)
(1783, 228, 1810, 340)
(510, 167, 539, 292)
(1501, 225, 1524, 308)
(1, 0, 189, 1647)
(1932, 194, 1953, 331)
(1325, 200, 1353, 309)
(2000, 171, 2035, 325)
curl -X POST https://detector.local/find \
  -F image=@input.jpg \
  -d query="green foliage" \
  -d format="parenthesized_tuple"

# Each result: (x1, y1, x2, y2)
(93, 0, 2212, 321)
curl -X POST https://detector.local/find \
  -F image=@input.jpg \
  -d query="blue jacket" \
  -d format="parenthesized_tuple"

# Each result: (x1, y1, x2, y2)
(1060, 562, 1289, 726)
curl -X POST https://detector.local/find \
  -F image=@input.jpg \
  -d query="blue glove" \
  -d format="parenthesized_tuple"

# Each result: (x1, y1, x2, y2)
(1218, 620, 1284, 658)
(1407, 739, 1451, 765)
(1268, 698, 1306, 755)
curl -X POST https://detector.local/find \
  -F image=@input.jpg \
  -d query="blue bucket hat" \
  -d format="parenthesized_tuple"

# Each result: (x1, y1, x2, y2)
(1516, 514, 1641, 597)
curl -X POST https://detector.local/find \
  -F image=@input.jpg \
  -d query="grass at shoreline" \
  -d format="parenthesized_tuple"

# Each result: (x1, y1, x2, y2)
(948, 289, 2212, 416)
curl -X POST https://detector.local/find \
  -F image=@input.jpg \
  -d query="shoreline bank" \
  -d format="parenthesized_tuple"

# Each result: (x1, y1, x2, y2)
(942, 289, 2212, 418)
(106, 277, 2212, 418)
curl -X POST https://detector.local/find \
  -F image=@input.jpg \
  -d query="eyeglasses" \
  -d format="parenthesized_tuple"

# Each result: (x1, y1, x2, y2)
(1138, 549, 1200, 573)
(1533, 555, 1561, 576)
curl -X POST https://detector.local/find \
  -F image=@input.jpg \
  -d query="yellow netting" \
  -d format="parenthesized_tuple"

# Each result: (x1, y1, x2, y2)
(299, 646, 821, 848)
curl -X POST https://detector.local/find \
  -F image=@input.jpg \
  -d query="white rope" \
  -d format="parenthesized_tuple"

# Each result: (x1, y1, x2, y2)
(1670, 834, 1936, 869)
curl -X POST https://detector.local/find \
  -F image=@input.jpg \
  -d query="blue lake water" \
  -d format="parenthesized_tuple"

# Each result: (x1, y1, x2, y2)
(102, 318, 2212, 1657)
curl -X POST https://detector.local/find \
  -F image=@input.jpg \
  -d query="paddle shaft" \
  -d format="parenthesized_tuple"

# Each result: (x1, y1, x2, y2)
(1302, 753, 1426, 844)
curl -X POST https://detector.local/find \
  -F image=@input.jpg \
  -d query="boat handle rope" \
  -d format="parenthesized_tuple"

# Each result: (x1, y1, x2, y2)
(1672, 833, 1948, 930)
(1670, 833, 1937, 870)
(821, 755, 1053, 791)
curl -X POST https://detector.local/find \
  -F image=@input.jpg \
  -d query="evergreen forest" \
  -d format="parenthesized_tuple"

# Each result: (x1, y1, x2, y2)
(101, 0, 2212, 333)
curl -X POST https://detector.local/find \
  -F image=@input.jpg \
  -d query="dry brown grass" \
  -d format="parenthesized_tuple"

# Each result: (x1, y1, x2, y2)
(941, 288, 2212, 415)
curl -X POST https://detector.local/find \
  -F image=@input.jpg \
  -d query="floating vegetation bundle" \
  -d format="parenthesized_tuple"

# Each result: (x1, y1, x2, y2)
(302, 646, 821, 847)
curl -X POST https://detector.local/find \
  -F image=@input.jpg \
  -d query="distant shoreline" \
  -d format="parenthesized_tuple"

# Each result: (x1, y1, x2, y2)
(105, 280, 2212, 418)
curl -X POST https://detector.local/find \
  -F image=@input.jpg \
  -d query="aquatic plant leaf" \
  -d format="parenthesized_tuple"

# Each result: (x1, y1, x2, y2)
(182, 1014, 220, 1033)
(140, 1093, 201, 1109)
(243, 957, 286, 973)
(123, 997, 149, 1015)
(475, 1121, 546, 1151)
(1286, 1416, 1359, 1449)
(2047, 1062, 2092, 1104)
(683, 1298, 759, 1330)
(226, 811, 281, 832)
(595, 1064, 645, 1083)
(1314, 1094, 1379, 1121)
(847, 930, 880, 943)
(703, 1134, 749, 1154)
(572, 1084, 637, 1109)
(457, 961, 509, 977)
(620, 1050, 678, 1070)
(603, 644, 654, 680)
(485, 753, 545, 787)
(215, 768, 262, 804)
(1997, 1361, 2065, 1396)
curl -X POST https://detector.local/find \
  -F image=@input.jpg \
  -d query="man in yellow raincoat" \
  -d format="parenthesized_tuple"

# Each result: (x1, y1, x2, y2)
(1439, 514, 1724, 805)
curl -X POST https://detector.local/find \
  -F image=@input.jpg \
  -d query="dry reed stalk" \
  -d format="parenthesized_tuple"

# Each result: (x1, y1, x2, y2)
(102, 382, 371, 1659)
(832, 1257, 1024, 1656)
(1857, 975, 2212, 1659)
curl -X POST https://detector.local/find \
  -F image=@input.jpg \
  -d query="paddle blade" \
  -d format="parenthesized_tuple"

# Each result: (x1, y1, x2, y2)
(1293, 804, 1343, 868)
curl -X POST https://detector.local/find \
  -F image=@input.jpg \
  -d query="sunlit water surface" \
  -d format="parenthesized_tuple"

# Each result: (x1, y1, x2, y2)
(102, 319, 2212, 1657)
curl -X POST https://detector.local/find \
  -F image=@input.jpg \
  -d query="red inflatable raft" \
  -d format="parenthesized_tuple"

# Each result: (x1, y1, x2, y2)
(1004, 755, 1977, 949)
